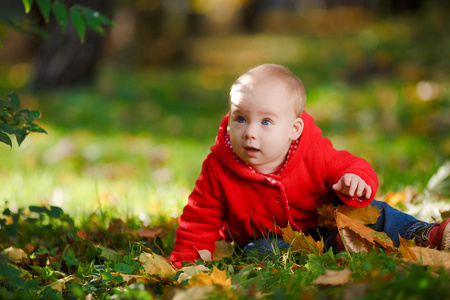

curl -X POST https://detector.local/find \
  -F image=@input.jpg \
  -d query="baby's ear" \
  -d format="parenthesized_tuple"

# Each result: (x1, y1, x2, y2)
(290, 118, 304, 140)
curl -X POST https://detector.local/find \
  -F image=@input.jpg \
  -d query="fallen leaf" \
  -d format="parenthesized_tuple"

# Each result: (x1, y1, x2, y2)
(110, 273, 148, 283)
(336, 205, 381, 225)
(178, 265, 211, 283)
(210, 266, 231, 289)
(280, 223, 324, 254)
(335, 211, 395, 253)
(2, 246, 27, 262)
(403, 246, 450, 269)
(139, 252, 176, 277)
(189, 266, 230, 289)
(136, 227, 162, 238)
(77, 228, 87, 241)
(398, 237, 417, 260)
(213, 240, 234, 260)
(317, 205, 381, 228)
(172, 285, 215, 300)
(197, 249, 212, 261)
(47, 275, 77, 293)
(312, 268, 353, 286)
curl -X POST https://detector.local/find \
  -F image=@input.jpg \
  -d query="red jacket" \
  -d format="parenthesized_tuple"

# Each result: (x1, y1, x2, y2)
(170, 112, 378, 268)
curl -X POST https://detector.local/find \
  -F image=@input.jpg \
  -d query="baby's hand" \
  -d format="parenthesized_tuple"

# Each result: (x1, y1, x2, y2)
(332, 173, 372, 200)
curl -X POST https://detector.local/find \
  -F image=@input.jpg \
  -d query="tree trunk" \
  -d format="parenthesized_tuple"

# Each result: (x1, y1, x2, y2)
(31, 0, 110, 91)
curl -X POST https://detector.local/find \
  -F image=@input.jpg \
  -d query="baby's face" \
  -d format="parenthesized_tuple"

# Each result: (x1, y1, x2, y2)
(228, 78, 303, 174)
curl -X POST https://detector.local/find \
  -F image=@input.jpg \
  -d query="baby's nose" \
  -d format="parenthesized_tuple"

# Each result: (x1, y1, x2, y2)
(244, 124, 256, 139)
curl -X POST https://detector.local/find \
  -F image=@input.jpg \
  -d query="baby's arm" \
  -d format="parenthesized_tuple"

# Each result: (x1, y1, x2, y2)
(332, 173, 372, 200)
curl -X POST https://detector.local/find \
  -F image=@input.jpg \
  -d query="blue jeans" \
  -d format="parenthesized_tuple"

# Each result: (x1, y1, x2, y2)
(242, 200, 428, 254)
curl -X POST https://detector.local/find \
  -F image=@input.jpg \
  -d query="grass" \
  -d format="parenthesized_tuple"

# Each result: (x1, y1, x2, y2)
(1, 6, 450, 299)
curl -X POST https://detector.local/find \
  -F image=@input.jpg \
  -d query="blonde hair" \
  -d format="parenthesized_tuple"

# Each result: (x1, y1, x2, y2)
(230, 64, 306, 117)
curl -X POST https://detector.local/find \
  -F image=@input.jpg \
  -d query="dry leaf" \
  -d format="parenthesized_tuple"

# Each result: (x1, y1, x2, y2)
(47, 275, 77, 293)
(317, 205, 381, 228)
(336, 205, 381, 225)
(136, 227, 161, 238)
(172, 285, 215, 300)
(213, 240, 234, 260)
(335, 211, 395, 253)
(403, 246, 450, 269)
(189, 266, 231, 289)
(111, 273, 147, 283)
(196, 240, 235, 262)
(77, 228, 87, 241)
(398, 237, 417, 260)
(312, 268, 353, 286)
(139, 252, 176, 276)
(2, 246, 27, 262)
(280, 223, 324, 254)
(197, 249, 212, 261)
(178, 265, 211, 283)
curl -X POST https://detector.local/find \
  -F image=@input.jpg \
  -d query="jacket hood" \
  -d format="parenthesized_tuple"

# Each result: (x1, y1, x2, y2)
(210, 111, 323, 181)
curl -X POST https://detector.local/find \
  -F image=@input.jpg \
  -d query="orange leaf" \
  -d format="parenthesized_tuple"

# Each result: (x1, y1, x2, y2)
(139, 252, 176, 277)
(312, 268, 353, 286)
(335, 211, 395, 253)
(280, 223, 324, 254)
(2, 246, 27, 262)
(213, 240, 234, 260)
(398, 237, 417, 260)
(402, 246, 450, 269)
(317, 205, 381, 228)
(77, 228, 87, 241)
(336, 205, 381, 225)
(190, 266, 230, 289)
(136, 227, 161, 238)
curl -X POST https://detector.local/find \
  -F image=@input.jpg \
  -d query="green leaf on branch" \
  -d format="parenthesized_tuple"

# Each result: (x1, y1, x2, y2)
(83, 8, 104, 35)
(22, 0, 34, 13)
(8, 92, 20, 111)
(37, 0, 51, 23)
(0, 124, 15, 135)
(70, 9, 85, 43)
(15, 128, 28, 146)
(0, 132, 12, 147)
(52, 2, 68, 33)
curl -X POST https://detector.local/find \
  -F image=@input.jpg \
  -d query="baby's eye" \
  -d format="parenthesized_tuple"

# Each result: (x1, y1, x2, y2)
(237, 116, 246, 123)
(262, 119, 272, 126)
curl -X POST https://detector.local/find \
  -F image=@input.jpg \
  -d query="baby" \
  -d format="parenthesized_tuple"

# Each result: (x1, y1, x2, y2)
(170, 64, 450, 268)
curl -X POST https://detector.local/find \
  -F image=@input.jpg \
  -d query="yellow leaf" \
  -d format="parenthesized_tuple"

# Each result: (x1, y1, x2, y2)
(197, 249, 212, 261)
(2, 246, 27, 262)
(189, 266, 230, 289)
(47, 275, 77, 293)
(213, 240, 234, 260)
(403, 246, 450, 269)
(110, 273, 148, 283)
(77, 228, 87, 241)
(335, 211, 395, 253)
(197, 241, 235, 263)
(312, 268, 353, 286)
(336, 205, 381, 225)
(210, 266, 231, 289)
(280, 223, 324, 254)
(172, 285, 215, 300)
(178, 265, 211, 283)
(139, 252, 176, 277)
(317, 205, 381, 227)
(398, 237, 417, 260)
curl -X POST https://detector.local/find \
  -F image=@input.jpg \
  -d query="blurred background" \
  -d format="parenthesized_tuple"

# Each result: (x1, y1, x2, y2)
(0, 0, 449, 222)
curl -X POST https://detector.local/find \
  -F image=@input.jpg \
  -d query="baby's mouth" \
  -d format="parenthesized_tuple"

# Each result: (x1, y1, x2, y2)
(245, 146, 260, 157)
